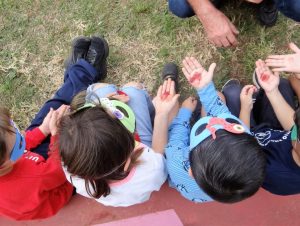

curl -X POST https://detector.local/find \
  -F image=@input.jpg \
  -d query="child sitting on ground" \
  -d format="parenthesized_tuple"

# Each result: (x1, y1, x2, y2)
(233, 42, 300, 195)
(166, 57, 266, 203)
(0, 35, 109, 220)
(60, 75, 179, 207)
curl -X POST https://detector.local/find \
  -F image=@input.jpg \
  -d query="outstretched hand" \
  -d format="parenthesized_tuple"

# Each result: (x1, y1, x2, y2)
(255, 59, 280, 94)
(240, 85, 257, 112)
(153, 78, 180, 115)
(266, 42, 300, 76)
(49, 105, 70, 136)
(182, 57, 216, 90)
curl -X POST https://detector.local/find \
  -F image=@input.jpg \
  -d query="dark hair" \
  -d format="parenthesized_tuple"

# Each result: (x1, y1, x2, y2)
(293, 108, 300, 140)
(59, 91, 141, 199)
(190, 130, 266, 203)
(0, 108, 14, 166)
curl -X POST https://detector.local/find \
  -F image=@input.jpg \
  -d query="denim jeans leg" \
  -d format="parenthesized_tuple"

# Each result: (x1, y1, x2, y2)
(26, 59, 98, 159)
(168, 0, 195, 18)
(275, 0, 300, 22)
(121, 86, 154, 147)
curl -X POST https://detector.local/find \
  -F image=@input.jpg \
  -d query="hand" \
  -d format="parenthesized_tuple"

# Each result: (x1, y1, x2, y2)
(182, 57, 216, 90)
(240, 85, 257, 112)
(106, 92, 130, 103)
(199, 9, 238, 47)
(39, 109, 54, 136)
(182, 96, 198, 112)
(49, 105, 69, 136)
(153, 79, 180, 115)
(266, 43, 300, 75)
(255, 59, 280, 94)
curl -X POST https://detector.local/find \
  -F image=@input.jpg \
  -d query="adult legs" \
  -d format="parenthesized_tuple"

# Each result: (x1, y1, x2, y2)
(274, 0, 300, 22)
(27, 60, 99, 158)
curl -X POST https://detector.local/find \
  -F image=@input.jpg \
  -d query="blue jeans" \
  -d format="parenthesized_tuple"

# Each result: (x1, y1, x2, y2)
(168, 0, 300, 22)
(222, 78, 295, 130)
(86, 84, 155, 147)
(26, 59, 99, 159)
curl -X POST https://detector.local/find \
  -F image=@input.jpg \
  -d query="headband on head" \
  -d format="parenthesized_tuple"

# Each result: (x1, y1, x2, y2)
(190, 113, 251, 150)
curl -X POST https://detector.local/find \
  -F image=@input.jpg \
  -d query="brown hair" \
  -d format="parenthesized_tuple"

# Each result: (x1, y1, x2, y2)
(0, 108, 14, 166)
(59, 91, 142, 198)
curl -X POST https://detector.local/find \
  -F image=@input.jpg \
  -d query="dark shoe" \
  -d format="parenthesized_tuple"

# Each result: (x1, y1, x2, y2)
(258, 0, 278, 27)
(161, 62, 179, 93)
(86, 36, 109, 81)
(64, 36, 91, 69)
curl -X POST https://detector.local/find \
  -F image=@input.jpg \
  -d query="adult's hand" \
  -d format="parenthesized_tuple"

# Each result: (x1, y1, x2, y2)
(188, 0, 239, 47)
(200, 9, 239, 47)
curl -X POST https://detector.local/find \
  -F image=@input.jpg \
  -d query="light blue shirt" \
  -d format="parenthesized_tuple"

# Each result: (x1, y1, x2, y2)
(165, 82, 230, 202)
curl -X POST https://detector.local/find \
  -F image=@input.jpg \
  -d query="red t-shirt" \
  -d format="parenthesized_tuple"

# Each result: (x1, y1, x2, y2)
(0, 128, 73, 220)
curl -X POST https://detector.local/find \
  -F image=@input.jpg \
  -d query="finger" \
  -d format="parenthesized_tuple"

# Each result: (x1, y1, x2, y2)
(186, 57, 198, 71)
(248, 87, 255, 96)
(171, 94, 180, 103)
(226, 33, 238, 46)
(272, 68, 288, 72)
(289, 42, 300, 53)
(208, 63, 217, 75)
(169, 81, 176, 96)
(267, 55, 284, 60)
(166, 78, 172, 94)
(183, 58, 193, 74)
(182, 67, 191, 81)
(106, 92, 118, 98)
(220, 37, 230, 47)
(229, 22, 239, 35)
(156, 85, 163, 98)
(190, 57, 203, 70)
(162, 80, 168, 95)
(242, 85, 253, 94)
(265, 61, 285, 67)
(212, 38, 222, 48)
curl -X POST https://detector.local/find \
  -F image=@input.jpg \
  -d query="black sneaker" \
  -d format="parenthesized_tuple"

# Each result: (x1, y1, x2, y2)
(161, 62, 179, 93)
(86, 36, 109, 81)
(258, 0, 278, 27)
(64, 36, 91, 70)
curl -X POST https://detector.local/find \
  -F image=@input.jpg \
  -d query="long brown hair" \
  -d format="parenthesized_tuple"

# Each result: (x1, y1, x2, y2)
(0, 108, 14, 166)
(59, 91, 142, 198)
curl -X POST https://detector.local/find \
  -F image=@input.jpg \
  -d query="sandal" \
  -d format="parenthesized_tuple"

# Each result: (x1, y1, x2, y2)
(161, 62, 179, 93)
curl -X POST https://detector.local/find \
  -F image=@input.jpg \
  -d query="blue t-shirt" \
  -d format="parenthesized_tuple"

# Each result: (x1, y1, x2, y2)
(254, 128, 300, 195)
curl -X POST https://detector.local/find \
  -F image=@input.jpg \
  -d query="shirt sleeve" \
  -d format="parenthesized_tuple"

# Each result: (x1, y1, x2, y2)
(25, 127, 47, 151)
(197, 82, 230, 116)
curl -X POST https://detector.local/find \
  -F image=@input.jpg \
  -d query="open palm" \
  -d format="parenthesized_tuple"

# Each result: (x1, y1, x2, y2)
(182, 57, 216, 90)
(255, 59, 279, 93)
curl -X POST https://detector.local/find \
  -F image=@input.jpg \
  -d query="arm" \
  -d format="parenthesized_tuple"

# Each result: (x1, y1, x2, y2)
(25, 127, 47, 151)
(256, 59, 294, 131)
(152, 79, 180, 154)
(187, 0, 238, 47)
(197, 82, 230, 116)
(239, 85, 257, 127)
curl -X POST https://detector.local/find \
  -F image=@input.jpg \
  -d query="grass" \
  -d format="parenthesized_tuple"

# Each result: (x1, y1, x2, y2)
(0, 0, 299, 128)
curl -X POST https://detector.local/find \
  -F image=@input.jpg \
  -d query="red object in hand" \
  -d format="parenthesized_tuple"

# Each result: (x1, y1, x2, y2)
(261, 73, 270, 82)
(190, 71, 201, 83)
(162, 91, 170, 100)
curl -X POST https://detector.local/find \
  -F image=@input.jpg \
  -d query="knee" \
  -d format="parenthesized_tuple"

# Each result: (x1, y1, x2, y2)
(168, 0, 195, 18)
(123, 82, 144, 89)
(91, 83, 110, 90)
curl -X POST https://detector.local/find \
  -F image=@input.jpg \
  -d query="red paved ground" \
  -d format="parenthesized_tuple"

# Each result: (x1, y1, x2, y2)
(1, 183, 300, 226)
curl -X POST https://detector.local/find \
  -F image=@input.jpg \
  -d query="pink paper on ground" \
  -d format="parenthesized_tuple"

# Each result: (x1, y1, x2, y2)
(93, 209, 183, 226)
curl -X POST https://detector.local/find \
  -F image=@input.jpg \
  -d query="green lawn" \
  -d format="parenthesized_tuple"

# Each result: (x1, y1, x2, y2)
(0, 0, 299, 128)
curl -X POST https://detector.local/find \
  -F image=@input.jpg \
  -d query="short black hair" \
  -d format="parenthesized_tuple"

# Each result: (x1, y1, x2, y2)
(190, 130, 266, 203)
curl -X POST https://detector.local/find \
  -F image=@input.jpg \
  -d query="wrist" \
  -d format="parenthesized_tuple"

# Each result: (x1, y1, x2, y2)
(265, 87, 280, 97)
(39, 125, 50, 136)
(194, 0, 217, 18)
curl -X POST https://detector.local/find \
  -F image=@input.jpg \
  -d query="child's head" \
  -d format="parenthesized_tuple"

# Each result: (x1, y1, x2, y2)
(189, 114, 266, 203)
(59, 92, 139, 199)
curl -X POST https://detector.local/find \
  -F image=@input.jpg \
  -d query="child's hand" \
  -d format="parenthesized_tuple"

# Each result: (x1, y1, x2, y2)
(182, 57, 216, 90)
(240, 85, 257, 112)
(49, 105, 69, 136)
(182, 96, 198, 112)
(39, 109, 54, 136)
(106, 92, 130, 103)
(255, 59, 280, 94)
(153, 79, 180, 115)
(266, 42, 300, 76)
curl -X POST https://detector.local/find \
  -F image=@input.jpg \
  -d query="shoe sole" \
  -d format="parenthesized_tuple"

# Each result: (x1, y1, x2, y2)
(90, 36, 109, 79)
(64, 36, 91, 69)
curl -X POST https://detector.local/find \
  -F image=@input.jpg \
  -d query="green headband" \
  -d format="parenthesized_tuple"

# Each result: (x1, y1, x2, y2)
(76, 98, 136, 133)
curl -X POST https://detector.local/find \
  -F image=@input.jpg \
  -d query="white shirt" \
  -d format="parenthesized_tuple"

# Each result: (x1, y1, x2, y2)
(63, 144, 167, 207)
